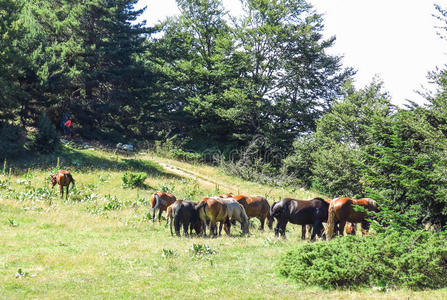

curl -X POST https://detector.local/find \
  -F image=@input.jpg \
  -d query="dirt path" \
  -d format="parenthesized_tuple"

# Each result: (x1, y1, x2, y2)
(151, 158, 236, 193)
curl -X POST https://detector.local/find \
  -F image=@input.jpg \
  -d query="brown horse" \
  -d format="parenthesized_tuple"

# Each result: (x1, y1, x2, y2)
(219, 194, 273, 230)
(51, 170, 75, 199)
(327, 197, 378, 240)
(150, 192, 176, 222)
(195, 197, 229, 237)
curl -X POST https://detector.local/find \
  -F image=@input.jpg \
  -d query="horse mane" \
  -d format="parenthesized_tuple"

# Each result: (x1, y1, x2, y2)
(313, 197, 331, 205)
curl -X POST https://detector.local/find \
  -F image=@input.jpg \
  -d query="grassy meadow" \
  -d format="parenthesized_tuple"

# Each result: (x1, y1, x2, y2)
(1, 144, 447, 299)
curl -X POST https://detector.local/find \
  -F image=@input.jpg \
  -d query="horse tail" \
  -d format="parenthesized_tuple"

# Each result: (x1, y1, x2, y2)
(195, 201, 207, 218)
(152, 193, 161, 222)
(66, 173, 75, 188)
(327, 200, 336, 240)
(166, 205, 172, 225)
(153, 193, 161, 209)
(173, 207, 181, 236)
(168, 206, 174, 236)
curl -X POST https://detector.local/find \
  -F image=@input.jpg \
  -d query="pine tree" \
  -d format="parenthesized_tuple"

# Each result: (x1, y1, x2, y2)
(32, 112, 59, 153)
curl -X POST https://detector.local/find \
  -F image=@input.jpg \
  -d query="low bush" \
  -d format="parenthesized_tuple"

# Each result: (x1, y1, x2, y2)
(121, 172, 147, 188)
(278, 229, 447, 290)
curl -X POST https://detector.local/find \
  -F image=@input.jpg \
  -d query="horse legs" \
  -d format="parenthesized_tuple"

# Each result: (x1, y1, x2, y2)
(158, 209, 163, 222)
(152, 207, 157, 222)
(346, 222, 357, 235)
(59, 185, 64, 199)
(311, 222, 324, 241)
(338, 221, 346, 236)
(258, 217, 265, 231)
(211, 221, 218, 238)
(276, 220, 287, 239)
(65, 185, 69, 200)
(301, 225, 307, 240)
(218, 221, 224, 236)
(361, 220, 370, 235)
(183, 222, 189, 237)
(174, 216, 181, 237)
(274, 221, 281, 237)
(202, 221, 208, 237)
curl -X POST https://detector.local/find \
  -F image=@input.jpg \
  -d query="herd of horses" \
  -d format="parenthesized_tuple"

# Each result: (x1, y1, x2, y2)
(151, 191, 379, 240)
(50, 170, 379, 240)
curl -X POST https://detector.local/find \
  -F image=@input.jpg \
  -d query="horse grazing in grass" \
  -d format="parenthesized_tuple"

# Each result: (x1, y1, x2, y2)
(219, 198, 249, 235)
(195, 197, 229, 237)
(51, 170, 75, 199)
(168, 200, 202, 237)
(220, 194, 273, 231)
(270, 198, 330, 240)
(326, 197, 378, 240)
(150, 192, 176, 222)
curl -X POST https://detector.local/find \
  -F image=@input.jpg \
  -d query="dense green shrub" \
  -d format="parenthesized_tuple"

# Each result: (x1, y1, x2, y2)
(278, 230, 447, 290)
(31, 112, 60, 154)
(121, 172, 147, 188)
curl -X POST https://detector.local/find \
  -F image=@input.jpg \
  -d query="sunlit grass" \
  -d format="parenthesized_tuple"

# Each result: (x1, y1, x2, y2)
(1, 146, 446, 299)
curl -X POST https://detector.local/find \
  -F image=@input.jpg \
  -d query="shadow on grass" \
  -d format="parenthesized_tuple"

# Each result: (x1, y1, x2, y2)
(7, 145, 181, 180)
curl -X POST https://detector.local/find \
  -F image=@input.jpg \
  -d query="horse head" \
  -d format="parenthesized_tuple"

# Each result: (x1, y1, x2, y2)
(50, 174, 57, 187)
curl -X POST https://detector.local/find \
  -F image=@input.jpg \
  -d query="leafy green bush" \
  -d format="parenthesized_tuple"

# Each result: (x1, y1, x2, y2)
(121, 172, 147, 188)
(278, 230, 447, 290)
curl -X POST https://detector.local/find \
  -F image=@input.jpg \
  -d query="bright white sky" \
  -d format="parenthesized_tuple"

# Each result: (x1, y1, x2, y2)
(135, 0, 447, 106)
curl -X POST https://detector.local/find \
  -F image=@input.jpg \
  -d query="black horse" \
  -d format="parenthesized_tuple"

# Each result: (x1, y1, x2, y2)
(173, 200, 202, 237)
(270, 198, 330, 240)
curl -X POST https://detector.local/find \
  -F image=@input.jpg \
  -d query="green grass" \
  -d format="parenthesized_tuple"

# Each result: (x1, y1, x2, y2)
(1, 145, 446, 299)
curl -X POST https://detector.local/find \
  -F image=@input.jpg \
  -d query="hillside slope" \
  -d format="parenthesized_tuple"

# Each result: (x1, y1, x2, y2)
(1, 145, 446, 299)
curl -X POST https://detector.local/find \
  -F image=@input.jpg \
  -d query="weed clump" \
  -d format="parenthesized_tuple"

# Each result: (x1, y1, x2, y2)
(189, 244, 217, 258)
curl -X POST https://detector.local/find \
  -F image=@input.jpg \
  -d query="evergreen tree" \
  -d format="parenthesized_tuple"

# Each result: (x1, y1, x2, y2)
(32, 112, 59, 153)
(23, 0, 152, 140)
(0, 0, 25, 123)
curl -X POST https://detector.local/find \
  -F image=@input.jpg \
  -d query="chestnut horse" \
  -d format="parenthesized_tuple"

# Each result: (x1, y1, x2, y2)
(150, 192, 176, 222)
(51, 170, 75, 199)
(195, 197, 229, 237)
(219, 194, 273, 230)
(270, 198, 330, 240)
(326, 197, 378, 240)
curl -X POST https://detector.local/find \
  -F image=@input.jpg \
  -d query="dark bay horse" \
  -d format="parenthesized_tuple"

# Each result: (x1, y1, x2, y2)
(150, 192, 177, 222)
(167, 200, 202, 237)
(270, 198, 330, 240)
(51, 170, 75, 199)
(327, 197, 378, 240)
